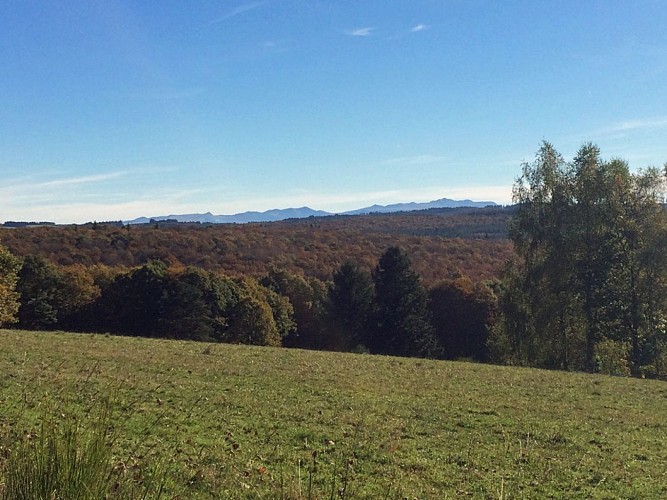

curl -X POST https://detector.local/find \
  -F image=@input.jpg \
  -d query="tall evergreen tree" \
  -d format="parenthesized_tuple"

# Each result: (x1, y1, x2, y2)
(372, 247, 438, 357)
(328, 261, 375, 350)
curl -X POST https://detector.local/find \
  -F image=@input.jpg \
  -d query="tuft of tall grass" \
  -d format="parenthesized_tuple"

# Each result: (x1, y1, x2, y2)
(1, 399, 113, 500)
(0, 396, 165, 500)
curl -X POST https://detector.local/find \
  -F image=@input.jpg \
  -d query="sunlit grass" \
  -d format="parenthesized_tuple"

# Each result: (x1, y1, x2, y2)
(1, 329, 666, 498)
(0, 395, 165, 500)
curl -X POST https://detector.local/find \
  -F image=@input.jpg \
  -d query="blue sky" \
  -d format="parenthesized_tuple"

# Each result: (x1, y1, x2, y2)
(1, 0, 666, 223)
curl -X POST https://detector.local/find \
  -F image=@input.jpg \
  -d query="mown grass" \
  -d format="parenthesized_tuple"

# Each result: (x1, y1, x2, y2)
(1, 329, 666, 498)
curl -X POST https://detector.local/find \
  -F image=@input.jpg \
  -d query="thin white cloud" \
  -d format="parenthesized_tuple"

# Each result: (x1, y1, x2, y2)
(347, 27, 375, 37)
(553, 116, 667, 167)
(0, 172, 128, 201)
(261, 39, 289, 53)
(37, 172, 128, 189)
(569, 116, 667, 144)
(410, 24, 429, 33)
(207, 1, 266, 27)
(554, 116, 667, 153)
(0, 178, 215, 224)
(0, 168, 197, 223)
(604, 116, 667, 134)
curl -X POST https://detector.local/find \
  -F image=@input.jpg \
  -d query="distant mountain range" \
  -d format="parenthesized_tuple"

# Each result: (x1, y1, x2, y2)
(126, 197, 498, 225)
(341, 198, 497, 215)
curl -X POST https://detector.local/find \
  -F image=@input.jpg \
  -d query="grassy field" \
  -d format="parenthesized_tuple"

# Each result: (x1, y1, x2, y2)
(1, 329, 666, 498)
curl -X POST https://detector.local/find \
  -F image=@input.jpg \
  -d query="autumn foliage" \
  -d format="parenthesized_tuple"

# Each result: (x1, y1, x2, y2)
(0, 208, 505, 362)
(0, 207, 513, 285)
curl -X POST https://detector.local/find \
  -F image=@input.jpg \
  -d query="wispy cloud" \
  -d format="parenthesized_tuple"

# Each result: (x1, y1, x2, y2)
(261, 39, 289, 53)
(1, 171, 128, 198)
(560, 116, 667, 165)
(0, 170, 215, 224)
(207, 1, 266, 27)
(346, 27, 375, 37)
(410, 24, 429, 33)
(2, 167, 172, 213)
(37, 172, 128, 189)
(566, 116, 667, 146)
(603, 116, 667, 134)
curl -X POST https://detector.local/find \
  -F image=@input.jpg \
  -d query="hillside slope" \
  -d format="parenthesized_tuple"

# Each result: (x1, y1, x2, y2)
(1, 329, 665, 498)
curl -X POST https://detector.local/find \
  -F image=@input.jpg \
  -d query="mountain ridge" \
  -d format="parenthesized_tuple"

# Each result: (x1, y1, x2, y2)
(126, 197, 498, 224)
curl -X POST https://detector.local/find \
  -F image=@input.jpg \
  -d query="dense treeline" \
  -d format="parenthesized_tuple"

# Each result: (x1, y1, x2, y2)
(0, 208, 513, 285)
(0, 244, 495, 362)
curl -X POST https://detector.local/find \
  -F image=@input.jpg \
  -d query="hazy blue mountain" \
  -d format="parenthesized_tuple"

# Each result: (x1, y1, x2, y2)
(125, 198, 497, 224)
(216, 207, 331, 223)
(127, 207, 331, 224)
(342, 197, 497, 215)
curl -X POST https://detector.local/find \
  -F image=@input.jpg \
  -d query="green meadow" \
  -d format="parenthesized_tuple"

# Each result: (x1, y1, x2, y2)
(1, 329, 666, 498)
